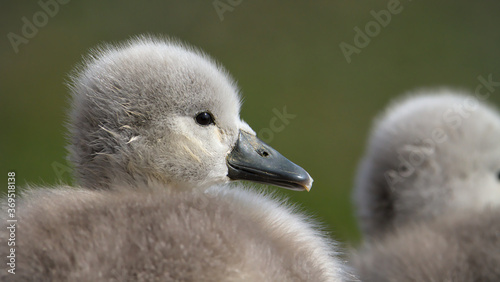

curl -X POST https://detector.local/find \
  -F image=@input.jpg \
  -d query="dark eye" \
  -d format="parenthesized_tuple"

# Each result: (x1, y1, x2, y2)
(195, 112, 215, 126)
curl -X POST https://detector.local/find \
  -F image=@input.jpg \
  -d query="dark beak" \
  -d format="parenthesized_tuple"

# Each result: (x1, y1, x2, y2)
(226, 131, 313, 191)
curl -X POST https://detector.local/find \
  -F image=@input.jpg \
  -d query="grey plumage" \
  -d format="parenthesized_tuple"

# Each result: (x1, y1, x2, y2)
(354, 90, 500, 238)
(68, 36, 245, 190)
(352, 208, 500, 282)
(1, 185, 347, 281)
(1, 36, 350, 281)
(351, 90, 500, 281)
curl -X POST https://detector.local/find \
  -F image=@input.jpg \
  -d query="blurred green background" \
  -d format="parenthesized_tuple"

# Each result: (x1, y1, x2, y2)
(2, 0, 500, 247)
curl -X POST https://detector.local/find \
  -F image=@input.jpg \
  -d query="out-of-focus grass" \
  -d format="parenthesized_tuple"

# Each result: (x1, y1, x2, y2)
(2, 0, 500, 246)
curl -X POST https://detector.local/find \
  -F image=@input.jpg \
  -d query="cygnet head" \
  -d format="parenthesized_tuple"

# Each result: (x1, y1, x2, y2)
(354, 89, 500, 238)
(68, 36, 312, 191)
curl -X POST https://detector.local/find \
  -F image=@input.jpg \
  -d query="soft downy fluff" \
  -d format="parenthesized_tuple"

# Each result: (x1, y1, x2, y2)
(351, 89, 500, 281)
(0, 36, 352, 282)
(354, 89, 500, 238)
(1, 184, 350, 281)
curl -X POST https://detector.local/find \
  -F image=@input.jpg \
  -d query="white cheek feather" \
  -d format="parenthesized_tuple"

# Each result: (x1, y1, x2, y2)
(126, 136, 139, 144)
(214, 127, 224, 143)
(181, 143, 202, 163)
(177, 132, 212, 162)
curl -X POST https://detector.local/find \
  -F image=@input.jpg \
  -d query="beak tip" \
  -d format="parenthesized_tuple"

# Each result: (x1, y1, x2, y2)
(303, 175, 313, 192)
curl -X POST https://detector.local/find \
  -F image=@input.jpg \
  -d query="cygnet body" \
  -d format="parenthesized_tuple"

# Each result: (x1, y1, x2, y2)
(352, 207, 500, 282)
(351, 90, 500, 281)
(354, 90, 500, 238)
(0, 37, 351, 281)
(2, 185, 350, 281)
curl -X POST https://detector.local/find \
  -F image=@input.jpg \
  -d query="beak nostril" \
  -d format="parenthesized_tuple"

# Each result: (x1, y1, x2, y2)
(256, 149, 270, 158)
